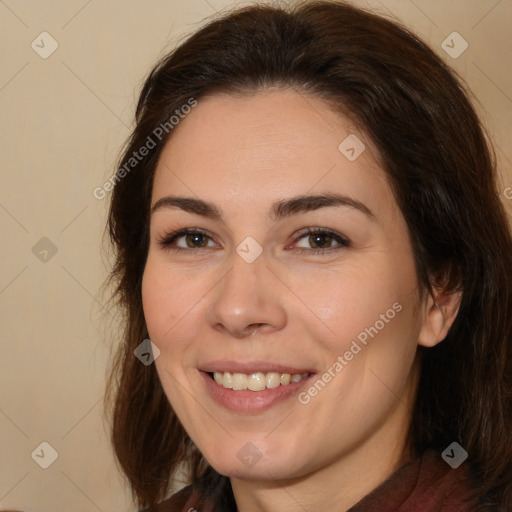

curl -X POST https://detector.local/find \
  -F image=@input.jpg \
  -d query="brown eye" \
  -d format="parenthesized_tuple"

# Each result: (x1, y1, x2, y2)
(157, 228, 216, 250)
(294, 228, 350, 255)
(181, 232, 210, 248)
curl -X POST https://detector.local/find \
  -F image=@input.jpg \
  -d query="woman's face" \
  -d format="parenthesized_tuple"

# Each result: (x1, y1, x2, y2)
(142, 89, 432, 482)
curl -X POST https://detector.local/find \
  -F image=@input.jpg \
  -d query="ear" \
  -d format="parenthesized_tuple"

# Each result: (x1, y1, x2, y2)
(417, 288, 462, 348)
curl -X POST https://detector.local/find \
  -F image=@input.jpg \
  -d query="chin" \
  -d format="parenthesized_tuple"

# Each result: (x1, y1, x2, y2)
(204, 443, 310, 481)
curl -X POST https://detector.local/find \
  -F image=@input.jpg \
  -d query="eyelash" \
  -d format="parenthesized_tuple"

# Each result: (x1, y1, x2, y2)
(156, 227, 350, 255)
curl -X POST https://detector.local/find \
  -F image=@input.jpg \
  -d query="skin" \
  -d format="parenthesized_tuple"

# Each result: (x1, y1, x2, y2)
(141, 88, 461, 512)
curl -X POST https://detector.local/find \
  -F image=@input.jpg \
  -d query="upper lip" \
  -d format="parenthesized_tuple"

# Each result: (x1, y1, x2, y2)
(199, 360, 315, 375)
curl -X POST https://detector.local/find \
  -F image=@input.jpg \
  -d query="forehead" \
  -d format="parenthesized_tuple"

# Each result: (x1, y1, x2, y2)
(152, 89, 396, 225)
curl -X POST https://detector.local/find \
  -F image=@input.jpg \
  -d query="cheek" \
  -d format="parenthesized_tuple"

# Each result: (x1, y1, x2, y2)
(297, 257, 411, 349)
(298, 254, 420, 407)
(142, 255, 210, 358)
(324, 260, 419, 396)
(141, 263, 166, 337)
(141, 256, 182, 341)
(141, 261, 195, 406)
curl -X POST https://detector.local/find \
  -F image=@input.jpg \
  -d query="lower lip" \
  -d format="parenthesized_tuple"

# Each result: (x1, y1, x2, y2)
(199, 371, 315, 413)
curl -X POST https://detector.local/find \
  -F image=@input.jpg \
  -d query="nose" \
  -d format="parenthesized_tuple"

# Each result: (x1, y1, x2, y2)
(206, 251, 287, 339)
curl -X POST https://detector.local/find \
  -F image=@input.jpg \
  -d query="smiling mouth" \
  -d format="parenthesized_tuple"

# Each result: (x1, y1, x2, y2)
(207, 371, 311, 391)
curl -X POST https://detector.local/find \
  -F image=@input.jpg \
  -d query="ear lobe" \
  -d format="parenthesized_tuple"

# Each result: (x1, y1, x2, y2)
(417, 290, 462, 348)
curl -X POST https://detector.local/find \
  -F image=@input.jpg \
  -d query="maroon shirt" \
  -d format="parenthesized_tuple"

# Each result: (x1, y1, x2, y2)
(150, 449, 482, 511)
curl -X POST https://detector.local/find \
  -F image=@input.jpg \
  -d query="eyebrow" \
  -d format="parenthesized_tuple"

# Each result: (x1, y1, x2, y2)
(151, 192, 376, 222)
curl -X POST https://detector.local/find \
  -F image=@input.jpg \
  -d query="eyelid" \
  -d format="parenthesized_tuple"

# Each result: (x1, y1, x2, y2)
(156, 227, 217, 249)
(156, 226, 351, 254)
(291, 227, 350, 253)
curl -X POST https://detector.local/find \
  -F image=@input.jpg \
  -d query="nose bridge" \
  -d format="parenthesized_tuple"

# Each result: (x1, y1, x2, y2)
(208, 244, 286, 337)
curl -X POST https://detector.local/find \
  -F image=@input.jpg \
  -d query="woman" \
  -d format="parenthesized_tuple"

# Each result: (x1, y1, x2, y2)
(104, 1, 512, 511)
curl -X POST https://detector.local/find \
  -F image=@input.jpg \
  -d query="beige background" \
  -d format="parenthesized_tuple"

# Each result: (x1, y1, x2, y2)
(0, 0, 511, 511)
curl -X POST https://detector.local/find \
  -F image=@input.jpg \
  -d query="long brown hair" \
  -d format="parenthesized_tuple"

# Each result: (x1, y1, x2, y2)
(103, 1, 512, 509)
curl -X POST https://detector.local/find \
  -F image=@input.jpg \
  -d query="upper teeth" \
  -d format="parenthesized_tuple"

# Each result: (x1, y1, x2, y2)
(213, 371, 309, 391)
